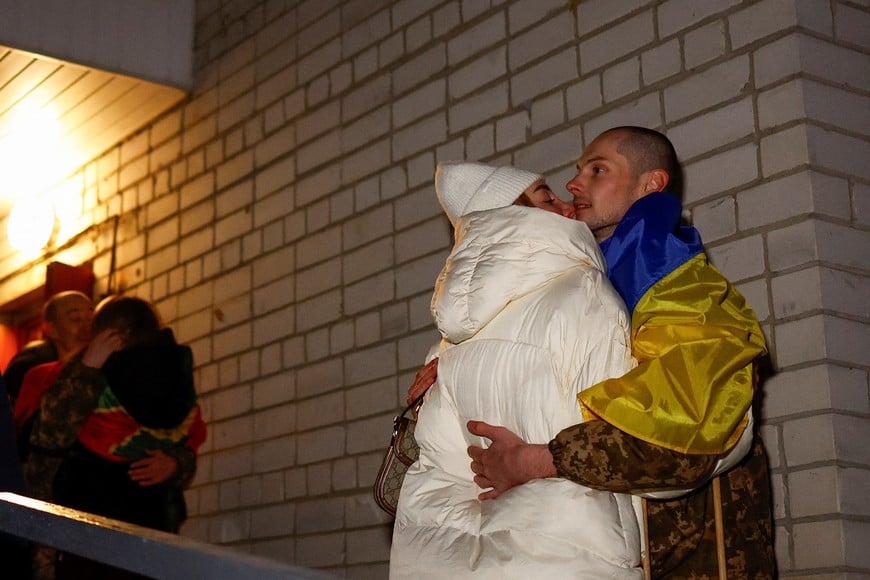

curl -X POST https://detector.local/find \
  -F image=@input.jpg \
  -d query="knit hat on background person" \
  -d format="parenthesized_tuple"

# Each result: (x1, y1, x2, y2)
(435, 161, 542, 226)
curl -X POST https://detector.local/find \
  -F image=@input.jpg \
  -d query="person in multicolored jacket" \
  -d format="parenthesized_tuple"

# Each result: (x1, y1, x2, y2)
(24, 296, 205, 533)
(414, 127, 775, 578)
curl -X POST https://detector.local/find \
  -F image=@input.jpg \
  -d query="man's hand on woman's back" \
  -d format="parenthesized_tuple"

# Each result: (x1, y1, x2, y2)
(467, 420, 557, 500)
(128, 449, 178, 486)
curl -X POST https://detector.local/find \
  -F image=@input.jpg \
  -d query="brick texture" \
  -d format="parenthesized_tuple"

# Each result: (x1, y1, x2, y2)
(1, 1, 867, 577)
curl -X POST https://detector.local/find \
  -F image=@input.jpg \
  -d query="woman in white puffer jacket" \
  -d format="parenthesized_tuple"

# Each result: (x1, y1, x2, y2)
(390, 162, 643, 579)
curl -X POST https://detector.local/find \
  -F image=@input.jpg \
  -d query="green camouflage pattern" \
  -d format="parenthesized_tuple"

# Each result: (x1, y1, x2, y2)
(24, 358, 105, 500)
(550, 420, 775, 578)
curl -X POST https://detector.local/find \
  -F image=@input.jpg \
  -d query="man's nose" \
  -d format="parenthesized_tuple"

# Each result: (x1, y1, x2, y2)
(565, 176, 582, 196)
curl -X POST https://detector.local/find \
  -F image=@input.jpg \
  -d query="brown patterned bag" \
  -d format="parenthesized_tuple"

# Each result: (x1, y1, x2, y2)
(373, 396, 424, 516)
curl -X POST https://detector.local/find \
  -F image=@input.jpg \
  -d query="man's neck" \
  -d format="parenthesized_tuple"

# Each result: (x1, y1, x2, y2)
(56, 345, 83, 363)
(593, 227, 617, 244)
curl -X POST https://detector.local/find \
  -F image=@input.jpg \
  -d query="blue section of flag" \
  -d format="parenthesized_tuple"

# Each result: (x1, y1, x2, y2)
(599, 192, 704, 313)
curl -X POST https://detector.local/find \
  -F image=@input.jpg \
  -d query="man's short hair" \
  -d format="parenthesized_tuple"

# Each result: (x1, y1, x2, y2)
(603, 126, 678, 182)
(42, 291, 91, 323)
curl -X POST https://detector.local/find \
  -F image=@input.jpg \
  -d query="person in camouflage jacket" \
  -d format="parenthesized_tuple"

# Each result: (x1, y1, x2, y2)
(460, 127, 775, 578)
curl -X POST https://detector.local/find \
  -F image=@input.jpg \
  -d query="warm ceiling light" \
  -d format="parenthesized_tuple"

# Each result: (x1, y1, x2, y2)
(7, 197, 55, 253)
(0, 105, 74, 204)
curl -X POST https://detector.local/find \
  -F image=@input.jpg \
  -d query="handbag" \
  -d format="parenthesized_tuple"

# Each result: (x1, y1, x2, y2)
(372, 394, 426, 516)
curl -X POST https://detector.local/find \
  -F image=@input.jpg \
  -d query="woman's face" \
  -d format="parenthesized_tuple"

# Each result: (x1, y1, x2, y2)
(514, 179, 575, 218)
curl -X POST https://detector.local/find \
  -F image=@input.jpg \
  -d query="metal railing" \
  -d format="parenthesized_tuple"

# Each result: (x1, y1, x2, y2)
(0, 492, 336, 579)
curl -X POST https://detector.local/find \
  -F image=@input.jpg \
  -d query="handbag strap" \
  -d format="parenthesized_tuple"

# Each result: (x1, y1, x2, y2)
(391, 387, 430, 437)
(389, 387, 431, 466)
(401, 383, 431, 419)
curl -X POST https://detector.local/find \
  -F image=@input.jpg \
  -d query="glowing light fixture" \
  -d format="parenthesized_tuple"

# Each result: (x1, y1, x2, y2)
(0, 105, 71, 195)
(1, 105, 82, 253)
(50, 176, 84, 245)
(7, 197, 56, 252)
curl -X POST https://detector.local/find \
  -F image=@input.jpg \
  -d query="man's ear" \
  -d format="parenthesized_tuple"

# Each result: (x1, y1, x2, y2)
(640, 168, 670, 194)
(43, 321, 59, 341)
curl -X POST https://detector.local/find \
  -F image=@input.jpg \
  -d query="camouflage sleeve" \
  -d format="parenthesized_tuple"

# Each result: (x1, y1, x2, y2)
(24, 357, 106, 500)
(29, 356, 106, 453)
(162, 443, 197, 488)
(549, 419, 718, 493)
(23, 452, 63, 501)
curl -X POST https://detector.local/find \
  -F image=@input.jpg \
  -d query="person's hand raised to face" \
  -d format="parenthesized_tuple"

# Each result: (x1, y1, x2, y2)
(81, 328, 126, 369)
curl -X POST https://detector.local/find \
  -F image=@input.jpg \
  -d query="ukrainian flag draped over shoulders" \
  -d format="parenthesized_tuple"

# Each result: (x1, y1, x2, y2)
(578, 192, 767, 454)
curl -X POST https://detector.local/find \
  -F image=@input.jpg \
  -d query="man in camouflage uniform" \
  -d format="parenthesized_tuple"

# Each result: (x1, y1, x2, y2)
(11, 291, 94, 580)
(462, 127, 775, 578)
(14, 291, 94, 496)
(5, 291, 93, 404)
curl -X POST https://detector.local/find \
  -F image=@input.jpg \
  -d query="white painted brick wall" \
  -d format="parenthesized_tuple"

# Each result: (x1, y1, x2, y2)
(664, 56, 751, 123)
(684, 19, 726, 69)
(683, 143, 759, 204)
(1, 1, 867, 577)
(580, 10, 654, 74)
(582, 91, 661, 141)
(512, 47, 579, 106)
(602, 57, 640, 102)
(738, 171, 851, 230)
(691, 196, 736, 242)
(395, 253, 448, 299)
(530, 91, 565, 135)
(764, 364, 870, 418)
(792, 520, 846, 569)
(735, 278, 770, 324)
(789, 466, 841, 518)
(730, 0, 799, 49)
(253, 370, 296, 409)
(801, 35, 869, 91)
(495, 111, 529, 151)
(707, 234, 766, 282)
(657, 0, 740, 38)
(670, 98, 755, 162)
(810, 125, 870, 182)
(296, 426, 344, 465)
(783, 413, 837, 467)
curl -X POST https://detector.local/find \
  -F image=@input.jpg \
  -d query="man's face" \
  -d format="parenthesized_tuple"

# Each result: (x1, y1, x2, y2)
(566, 131, 645, 242)
(45, 296, 93, 356)
(514, 179, 576, 218)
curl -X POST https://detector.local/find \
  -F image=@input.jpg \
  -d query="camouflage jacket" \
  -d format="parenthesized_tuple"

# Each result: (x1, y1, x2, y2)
(550, 420, 775, 579)
(24, 354, 197, 501)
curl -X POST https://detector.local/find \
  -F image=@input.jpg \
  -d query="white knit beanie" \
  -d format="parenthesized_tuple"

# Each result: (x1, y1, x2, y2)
(435, 162, 542, 225)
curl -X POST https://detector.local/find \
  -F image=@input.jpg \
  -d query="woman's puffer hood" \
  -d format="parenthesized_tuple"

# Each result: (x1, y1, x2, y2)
(431, 205, 605, 343)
